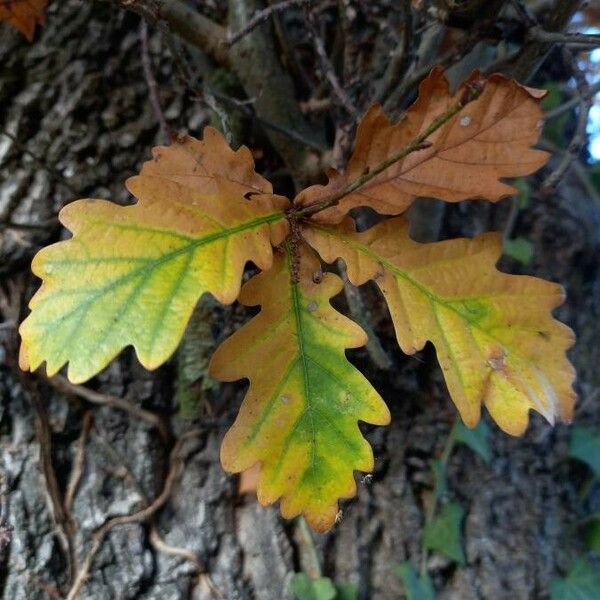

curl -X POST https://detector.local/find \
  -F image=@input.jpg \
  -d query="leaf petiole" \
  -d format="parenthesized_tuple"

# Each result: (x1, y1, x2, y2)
(291, 80, 485, 220)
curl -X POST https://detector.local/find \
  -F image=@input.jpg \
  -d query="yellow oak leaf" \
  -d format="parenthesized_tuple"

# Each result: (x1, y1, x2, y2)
(296, 67, 548, 223)
(304, 218, 576, 435)
(209, 244, 390, 532)
(19, 134, 289, 383)
(0, 0, 47, 41)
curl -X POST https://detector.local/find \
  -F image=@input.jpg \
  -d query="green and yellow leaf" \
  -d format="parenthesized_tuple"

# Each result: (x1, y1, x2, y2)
(296, 68, 548, 223)
(19, 133, 289, 383)
(304, 218, 575, 435)
(209, 244, 390, 532)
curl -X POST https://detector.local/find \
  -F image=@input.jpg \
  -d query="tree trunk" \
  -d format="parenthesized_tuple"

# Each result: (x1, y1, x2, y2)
(1, 2, 598, 599)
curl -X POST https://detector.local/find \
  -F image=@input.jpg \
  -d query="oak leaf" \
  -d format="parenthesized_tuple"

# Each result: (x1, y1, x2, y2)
(304, 217, 576, 435)
(19, 131, 289, 383)
(0, 0, 47, 41)
(296, 67, 548, 223)
(209, 244, 390, 532)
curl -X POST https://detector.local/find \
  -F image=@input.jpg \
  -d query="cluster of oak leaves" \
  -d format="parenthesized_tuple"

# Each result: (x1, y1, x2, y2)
(6, 37, 575, 531)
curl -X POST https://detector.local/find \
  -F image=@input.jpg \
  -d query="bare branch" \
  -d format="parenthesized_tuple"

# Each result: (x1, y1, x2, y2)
(543, 49, 593, 189)
(47, 375, 171, 443)
(140, 20, 174, 142)
(304, 6, 358, 118)
(227, 0, 309, 46)
(530, 26, 600, 47)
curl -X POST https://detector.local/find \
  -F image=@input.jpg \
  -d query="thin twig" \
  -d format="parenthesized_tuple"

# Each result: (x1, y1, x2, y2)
(227, 0, 309, 46)
(158, 23, 326, 150)
(530, 27, 600, 47)
(0, 217, 59, 232)
(0, 129, 77, 195)
(544, 80, 600, 121)
(304, 6, 358, 118)
(544, 49, 593, 189)
(64, 411, 94, 513)
(47, 375, 171, 443)
(293, 81, 485, 219)
(140, 20, 174, 142)
(338, 260, 392, 370)
(149, 525, 224, 599)
(23, 377, 77, 586)
(65, 429, 203, 600)
(373, 0, 414, 105)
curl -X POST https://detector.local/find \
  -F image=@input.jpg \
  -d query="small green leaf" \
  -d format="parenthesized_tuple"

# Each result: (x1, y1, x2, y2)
(334, 582, 358, 600)
(503, 237, 534, 265)
(395, 561, 435, 600)
(513, 178, 531, 209)
(290, 574, 337, 600)
(586, 514, 600, 555)
(455, 420, 492, 464)
(423, 502, 466, 565)
(569, 427, 600, 479)
(550, 558, 600, 600)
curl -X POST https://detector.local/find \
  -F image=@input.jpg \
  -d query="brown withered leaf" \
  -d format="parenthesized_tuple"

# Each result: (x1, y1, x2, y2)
(296, 67, 548, 223)
(0, 0, 47, 41)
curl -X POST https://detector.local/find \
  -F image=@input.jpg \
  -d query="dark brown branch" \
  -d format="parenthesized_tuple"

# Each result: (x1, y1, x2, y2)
(507, 0, 583, 81)
(64, 430, 204, 600)
(530, 27, 600, 47)
(227, 0, 309, 46)
(304, 6, 358, 118)
(140, 20, 174, 142)
(47, 375, 171, 443)
(373, 0, 414, 105)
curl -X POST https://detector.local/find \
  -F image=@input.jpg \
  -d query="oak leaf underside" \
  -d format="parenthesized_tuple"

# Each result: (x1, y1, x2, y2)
(0, 0, 47, 41)
(296, 67, 549, 223)
(304, 218, 576, 435)
(209, 245, 391, 532)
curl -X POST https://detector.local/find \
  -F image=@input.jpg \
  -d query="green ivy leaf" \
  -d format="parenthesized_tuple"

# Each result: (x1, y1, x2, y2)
(395, 561, 435, 600)
(503, 237, 534, 265)
(586, 514, 600, 555)
(290, 574, 337, 600)
(512, 177, 531, 210)
(423, 502, 466, 565)
(550, 558, 600, 600)
(334, 582, 358, 600)
(455, 420, 492, 464)
(569, 427, 600, 480)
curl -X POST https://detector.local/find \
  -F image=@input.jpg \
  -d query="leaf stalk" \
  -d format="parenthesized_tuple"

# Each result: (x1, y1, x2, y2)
(290, 80, 485, 221)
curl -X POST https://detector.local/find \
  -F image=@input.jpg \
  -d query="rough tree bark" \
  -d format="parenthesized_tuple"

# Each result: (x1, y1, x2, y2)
(0, 2, 598, 599)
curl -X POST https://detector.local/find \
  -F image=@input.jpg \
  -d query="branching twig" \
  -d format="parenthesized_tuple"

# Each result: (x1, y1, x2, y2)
(47, 375, 171, 443)
(530, 27, 600, 47)
(140, 20, 174, 142)
(373, 0, 414, 105)
(149, 525, 224, 599)
(544, 80, 600, 121)
(304, 6, 358, 118)
(0, 129, 77, 196)
(543, 49, 592, 189)
(227, 0, 309, 46)
(65, 429, 203, 600)
(338, 260, 392, 371)
(292, 81, 485, 219)
(64, 411, 93, 513)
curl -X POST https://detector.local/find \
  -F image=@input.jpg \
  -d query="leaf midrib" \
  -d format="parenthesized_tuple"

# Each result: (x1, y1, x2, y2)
(35, 211, 285, 316)
(311, 224, 546, 367)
